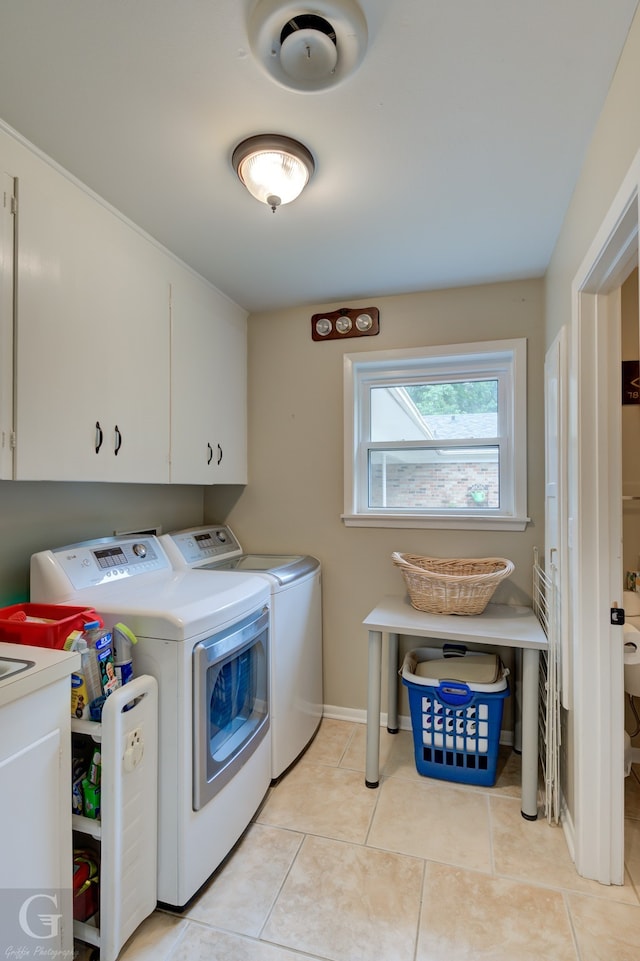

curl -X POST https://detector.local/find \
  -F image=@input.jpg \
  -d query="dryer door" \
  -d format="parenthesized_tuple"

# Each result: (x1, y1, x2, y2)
(193, 606, 269, 811)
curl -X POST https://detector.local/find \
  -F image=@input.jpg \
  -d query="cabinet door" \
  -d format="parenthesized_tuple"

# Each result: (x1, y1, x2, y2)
(0, 678, 73, 957)
(170, 269, 247, 484)
(13, 149, 170, 482)
(0, 171, 15, 479)
(0, 729, 63, 888)
(213, 300, 248, 484)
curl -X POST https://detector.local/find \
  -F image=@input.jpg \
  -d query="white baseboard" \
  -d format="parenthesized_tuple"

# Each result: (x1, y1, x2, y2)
(321, 705, 369, 725)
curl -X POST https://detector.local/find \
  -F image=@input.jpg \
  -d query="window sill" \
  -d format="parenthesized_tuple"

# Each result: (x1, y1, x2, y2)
(341, 513, 530, 532)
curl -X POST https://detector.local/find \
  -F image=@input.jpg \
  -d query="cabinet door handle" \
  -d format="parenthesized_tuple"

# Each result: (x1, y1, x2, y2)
(217, 443, 223, 466)
(95, 421, 103, 454)
(114, 425, 122, 456)
(207, 443, 213, 465)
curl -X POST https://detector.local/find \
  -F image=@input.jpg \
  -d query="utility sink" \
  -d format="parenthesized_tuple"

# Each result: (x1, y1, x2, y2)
(0, 656, 35, 680)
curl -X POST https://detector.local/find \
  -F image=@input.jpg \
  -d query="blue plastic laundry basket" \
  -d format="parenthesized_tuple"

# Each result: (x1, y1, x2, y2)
(402, 648, 509, 787)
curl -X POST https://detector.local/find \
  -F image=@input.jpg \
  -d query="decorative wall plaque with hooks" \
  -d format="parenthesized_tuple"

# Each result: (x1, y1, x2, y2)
(311, 306, 379, 341)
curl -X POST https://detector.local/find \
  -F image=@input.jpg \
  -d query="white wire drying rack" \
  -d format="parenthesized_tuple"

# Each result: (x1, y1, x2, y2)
(533, 547, 561, 824)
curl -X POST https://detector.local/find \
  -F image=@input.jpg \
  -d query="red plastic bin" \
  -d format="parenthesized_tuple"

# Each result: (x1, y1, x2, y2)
(0, 603, 102, 649)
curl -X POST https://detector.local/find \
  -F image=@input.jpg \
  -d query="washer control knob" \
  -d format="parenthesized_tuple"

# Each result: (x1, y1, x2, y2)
(132, 543, 147, 558)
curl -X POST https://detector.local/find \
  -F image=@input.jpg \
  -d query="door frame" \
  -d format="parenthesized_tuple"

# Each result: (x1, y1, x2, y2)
(569, 152, 639, 883)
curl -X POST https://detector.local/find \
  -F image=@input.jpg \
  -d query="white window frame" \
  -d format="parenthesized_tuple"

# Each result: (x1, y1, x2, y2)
(342, 338, 529, 530)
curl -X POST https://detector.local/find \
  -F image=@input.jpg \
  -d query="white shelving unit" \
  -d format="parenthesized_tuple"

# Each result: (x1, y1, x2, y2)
(71, 675, 158, 961)
(533, 549, 561, 824)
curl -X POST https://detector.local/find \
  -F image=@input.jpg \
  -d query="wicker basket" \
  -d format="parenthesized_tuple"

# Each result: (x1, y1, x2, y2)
(391, 553, 515, 615)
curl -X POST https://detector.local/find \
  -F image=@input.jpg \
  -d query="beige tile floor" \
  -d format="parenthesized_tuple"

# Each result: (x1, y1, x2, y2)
(109, 719, 640, 961)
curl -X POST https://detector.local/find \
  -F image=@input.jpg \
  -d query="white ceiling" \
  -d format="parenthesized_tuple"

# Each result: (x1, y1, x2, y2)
(0, 0, 637, 313)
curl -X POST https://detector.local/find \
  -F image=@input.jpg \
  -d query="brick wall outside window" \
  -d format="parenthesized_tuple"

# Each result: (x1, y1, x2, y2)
(370, 464, 499, 509)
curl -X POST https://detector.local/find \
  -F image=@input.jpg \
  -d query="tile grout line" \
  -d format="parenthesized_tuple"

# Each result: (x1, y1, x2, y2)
(622, 815, 640, 903)
(155, 914, 192, 961)
(411, 857, 428, 961)
(255, 829, 307, 944)
(487, 792, 496, 877)
(362, 771, 385, 847)
(183, 917, 332, 961)
(561, 891, 584, 961)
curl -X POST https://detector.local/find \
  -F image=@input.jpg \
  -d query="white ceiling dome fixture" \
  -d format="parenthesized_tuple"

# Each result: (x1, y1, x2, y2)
(248, 0, 368, 92)
(232, 134, 315, 212)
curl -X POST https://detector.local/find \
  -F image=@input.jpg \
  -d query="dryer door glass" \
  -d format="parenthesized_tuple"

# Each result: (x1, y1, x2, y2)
(193, 607, 269, 810)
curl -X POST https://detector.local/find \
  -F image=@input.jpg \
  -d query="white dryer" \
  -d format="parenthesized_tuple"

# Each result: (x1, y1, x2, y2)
(161, 526, 323, 779)
(30, 535, 271, 909)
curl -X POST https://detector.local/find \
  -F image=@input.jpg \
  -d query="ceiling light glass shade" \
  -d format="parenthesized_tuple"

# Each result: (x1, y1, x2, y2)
(232, 135, 315, 211)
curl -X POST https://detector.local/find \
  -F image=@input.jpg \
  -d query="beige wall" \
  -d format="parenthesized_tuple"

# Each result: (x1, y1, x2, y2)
(0, 482, 203, 604)
(205, 279, 545, 715)
(545, 9, 640, 348)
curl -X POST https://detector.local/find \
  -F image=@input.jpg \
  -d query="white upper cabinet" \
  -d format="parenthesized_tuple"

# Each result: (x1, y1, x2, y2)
(1, 125, 248, 486)
(170, 267, 248, 485)
(9, 132, 171, 482)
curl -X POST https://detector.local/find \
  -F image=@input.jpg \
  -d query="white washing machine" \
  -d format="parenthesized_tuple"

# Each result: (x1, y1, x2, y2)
(30, 534, 271, 909)
(161, 525, 323, 779)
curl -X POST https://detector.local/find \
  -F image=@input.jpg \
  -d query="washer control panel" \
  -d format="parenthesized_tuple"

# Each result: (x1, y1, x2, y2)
(45, 536, 168, 589)
(164, 526, 243, 565)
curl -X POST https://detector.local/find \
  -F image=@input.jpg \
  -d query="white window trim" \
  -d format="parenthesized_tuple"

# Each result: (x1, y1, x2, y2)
(342, 338, 530, 531)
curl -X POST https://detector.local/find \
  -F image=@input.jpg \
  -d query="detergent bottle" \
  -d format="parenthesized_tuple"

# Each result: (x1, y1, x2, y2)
(113, 622, 138, 687)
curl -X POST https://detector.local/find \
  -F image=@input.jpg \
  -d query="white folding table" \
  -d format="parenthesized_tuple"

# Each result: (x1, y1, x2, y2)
(363, 594, 548, 820)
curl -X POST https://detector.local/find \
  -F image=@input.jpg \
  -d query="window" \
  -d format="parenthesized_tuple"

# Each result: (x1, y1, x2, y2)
(343, 339, 529, 530)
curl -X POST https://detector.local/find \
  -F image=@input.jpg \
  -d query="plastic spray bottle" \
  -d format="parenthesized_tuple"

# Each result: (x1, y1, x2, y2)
(65, 634, 103, 719)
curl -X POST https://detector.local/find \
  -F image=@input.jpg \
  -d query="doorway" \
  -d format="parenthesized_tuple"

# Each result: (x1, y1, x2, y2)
(569, 158, 639, 884)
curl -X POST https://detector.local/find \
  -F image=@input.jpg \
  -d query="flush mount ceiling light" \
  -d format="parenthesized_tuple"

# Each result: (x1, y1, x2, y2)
(232, 134, 315, 212)
(248, 0, 367, 93)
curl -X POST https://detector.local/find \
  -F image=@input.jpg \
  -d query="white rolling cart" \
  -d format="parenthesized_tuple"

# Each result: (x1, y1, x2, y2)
(71, 675, 158, 961)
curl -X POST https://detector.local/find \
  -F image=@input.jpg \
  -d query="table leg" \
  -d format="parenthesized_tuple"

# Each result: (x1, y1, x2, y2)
(365, 629, 383, 788)
(387, 632, 399, 733)
(520, 647, 540, 820)
(513, 647, 522, 754)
